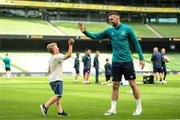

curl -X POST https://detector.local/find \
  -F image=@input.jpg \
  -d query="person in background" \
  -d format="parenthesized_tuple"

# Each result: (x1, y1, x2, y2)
(82, 49, 91, 84)
(161, 48, 169, 83)
(3, 53, 11, 79)
(93, 51, 100, 84)
(151, 47, 163, 84)
(74, 53, 80, 83)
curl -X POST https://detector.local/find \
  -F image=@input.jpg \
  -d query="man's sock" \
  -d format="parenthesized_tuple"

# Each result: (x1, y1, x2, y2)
(111, 100, 117, 110)
(135, 98, 142, 108)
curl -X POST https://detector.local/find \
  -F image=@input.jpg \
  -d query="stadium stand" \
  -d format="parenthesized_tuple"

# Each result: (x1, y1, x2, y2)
(0, 52, 153, 73)
(149, 23, 180, 38)
(52, 21, 84, 36)
(0, 17, 64, 35)
(50, 21, 179, 38)
(51, 21, 173, 38)
(0, 17, 179, 38)
(0, 0, 179, 75)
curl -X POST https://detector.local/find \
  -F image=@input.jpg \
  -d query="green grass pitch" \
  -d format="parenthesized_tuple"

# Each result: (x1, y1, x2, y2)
(0, 75, 180, 120)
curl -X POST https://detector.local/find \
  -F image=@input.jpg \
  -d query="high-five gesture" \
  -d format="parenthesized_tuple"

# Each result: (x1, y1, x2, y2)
(68, 38, 75, 45)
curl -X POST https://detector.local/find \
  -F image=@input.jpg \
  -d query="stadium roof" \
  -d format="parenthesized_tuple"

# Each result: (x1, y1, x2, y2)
(0, 0, 180, 13)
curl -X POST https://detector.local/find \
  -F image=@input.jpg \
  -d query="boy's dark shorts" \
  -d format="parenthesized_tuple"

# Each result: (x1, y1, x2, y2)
(50, 81, 63, 97)
(112, 62, 136, 81)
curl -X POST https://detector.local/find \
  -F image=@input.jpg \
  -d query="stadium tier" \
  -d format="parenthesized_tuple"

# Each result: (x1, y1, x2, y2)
(0, 52, 153, 73)
(52, 21, 179, 38)
(0, 17, 64, 36)
(1, 16, 179, 38)
(52, 21, 111, 36)
(43, 21, 168, 38)
(0, 52, 178, 78)
(3, 51, 179, 72)
(149, 23, 180, 38)
(52, 21, 84, 36)
(52, 21, 158, 38)
(125, 23, 159, 38)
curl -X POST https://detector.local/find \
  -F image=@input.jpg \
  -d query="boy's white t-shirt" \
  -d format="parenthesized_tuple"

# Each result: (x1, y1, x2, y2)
(48, 53, 65, 83)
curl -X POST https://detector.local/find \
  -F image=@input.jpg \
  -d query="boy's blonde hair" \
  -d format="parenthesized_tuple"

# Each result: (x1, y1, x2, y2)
(47, 42, 57, 54)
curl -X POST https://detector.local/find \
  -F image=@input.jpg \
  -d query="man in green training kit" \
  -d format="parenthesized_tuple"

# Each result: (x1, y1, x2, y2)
(3, 53, 11, 79)
(79, 12, 145, 116)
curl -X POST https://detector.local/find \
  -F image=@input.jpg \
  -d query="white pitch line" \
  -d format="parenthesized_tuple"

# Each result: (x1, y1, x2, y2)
(47, 22, 65, 36)
(145, 24, 163, 38)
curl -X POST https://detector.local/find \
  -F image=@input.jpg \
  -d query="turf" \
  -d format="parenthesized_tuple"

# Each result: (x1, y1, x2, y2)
(0, 17, 61, 35)
(0, 75, 180, 120)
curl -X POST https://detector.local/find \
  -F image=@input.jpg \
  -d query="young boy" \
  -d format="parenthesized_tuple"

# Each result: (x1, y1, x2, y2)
(40, 39, 74, 117)
(104, 58, 111, 82)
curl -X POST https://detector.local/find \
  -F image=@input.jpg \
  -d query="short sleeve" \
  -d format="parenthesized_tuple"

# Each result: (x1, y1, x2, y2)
(55, 53, 65, 62)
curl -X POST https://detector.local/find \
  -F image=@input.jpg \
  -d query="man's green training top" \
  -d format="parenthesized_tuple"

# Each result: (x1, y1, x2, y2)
(83, 23, 144, 62)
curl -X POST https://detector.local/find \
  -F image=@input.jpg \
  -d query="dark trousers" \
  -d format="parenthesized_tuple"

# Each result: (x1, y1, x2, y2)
(95, 68, 99, 83)
(105, 75, 111, 81)
(162, 65, 167, 80)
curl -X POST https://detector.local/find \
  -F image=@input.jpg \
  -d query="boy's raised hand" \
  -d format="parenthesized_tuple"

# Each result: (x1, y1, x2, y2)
(68, 38, 75, 45)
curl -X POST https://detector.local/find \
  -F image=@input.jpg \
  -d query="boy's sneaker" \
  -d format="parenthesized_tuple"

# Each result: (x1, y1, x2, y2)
(132, 106, 142, 116)
(57, 111, 70, 116)
(95, 81, 100, 84)
(40, 104, 48, 117)
(104, 109, 116, 115)
(159, 80, 163, 84)
(162, 80, 167, 84)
